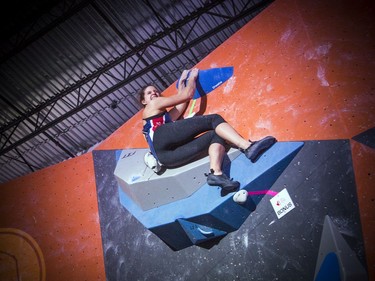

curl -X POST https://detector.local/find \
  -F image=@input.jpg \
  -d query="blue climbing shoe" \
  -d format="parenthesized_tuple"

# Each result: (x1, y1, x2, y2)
(242, 136, 277, 162)
(206, 170, 240, 192)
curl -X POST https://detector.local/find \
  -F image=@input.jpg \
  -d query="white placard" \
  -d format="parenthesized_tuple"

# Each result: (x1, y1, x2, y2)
(270, 188, 295, 219)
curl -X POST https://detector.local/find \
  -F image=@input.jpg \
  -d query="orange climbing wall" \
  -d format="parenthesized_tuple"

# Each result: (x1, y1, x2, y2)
(0, 0, 374, 280)
(0, 154, 105, 280)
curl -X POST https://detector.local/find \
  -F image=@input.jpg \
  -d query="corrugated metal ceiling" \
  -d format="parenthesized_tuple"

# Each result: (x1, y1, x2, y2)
(0, 0, 273, 184)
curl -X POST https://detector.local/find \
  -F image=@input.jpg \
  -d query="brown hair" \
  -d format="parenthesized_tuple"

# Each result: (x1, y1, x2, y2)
(138, 84, 158, 107)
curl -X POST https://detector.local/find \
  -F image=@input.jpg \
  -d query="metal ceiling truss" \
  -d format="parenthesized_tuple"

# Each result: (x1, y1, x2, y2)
(0, 0, 93, 64)
(0, 0, 272, 183)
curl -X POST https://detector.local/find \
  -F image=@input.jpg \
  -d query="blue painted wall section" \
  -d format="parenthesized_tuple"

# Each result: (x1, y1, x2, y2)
(117, 141, 304, 250)
(315, 252, 341, 281)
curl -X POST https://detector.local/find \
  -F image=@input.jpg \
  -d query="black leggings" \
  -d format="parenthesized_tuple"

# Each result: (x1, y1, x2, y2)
(153, 114, 227, 168)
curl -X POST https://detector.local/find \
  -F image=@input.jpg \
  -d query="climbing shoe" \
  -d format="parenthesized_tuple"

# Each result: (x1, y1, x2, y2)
(206, 169, 240, 191)
(242, 136, 277, 162)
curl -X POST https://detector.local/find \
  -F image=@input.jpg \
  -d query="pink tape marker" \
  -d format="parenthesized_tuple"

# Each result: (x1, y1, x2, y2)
(233, 189, 278, 204)
(247, 190, 278, 196)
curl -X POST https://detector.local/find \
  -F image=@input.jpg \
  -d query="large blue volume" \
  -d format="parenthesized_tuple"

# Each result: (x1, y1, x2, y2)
(176, 67, 234, 99)
(118, 141, 304, 251)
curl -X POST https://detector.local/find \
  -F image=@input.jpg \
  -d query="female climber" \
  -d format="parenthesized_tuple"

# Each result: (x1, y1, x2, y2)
(139, 68, 276, 191)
